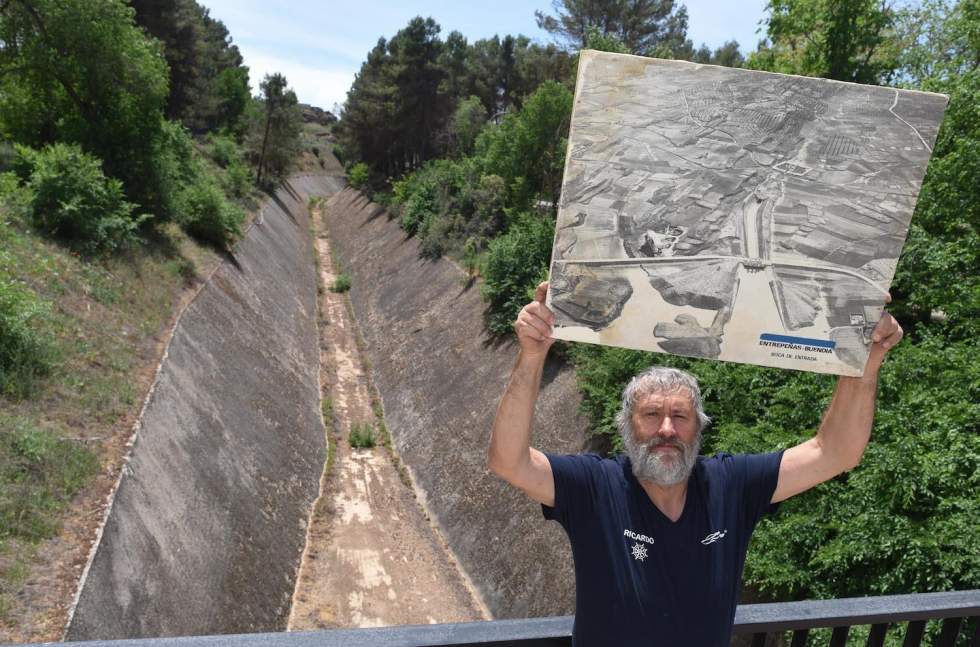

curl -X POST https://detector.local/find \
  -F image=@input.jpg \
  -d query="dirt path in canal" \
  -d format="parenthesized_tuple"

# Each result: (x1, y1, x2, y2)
(287, 200, 489, 630)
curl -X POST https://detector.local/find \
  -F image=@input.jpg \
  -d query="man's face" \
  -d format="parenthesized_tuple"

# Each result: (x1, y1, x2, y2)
(623, 389, 701, 486)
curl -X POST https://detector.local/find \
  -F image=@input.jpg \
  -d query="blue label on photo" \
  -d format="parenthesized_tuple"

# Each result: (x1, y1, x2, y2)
(759, 333, 836, 349)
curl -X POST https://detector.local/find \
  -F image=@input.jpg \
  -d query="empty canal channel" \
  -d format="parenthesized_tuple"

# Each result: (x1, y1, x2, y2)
(287, 198, 488, 629)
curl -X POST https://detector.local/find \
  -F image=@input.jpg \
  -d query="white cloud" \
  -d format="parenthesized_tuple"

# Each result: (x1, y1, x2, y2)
(244, 50, 355, 112)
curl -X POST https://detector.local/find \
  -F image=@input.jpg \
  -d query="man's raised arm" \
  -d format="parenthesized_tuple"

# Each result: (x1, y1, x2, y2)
(772, 308, 904, 503)
(487, 282, 558, 507)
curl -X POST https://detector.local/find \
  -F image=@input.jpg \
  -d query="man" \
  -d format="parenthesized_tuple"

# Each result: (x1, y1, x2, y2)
(488, 281, 903, 646)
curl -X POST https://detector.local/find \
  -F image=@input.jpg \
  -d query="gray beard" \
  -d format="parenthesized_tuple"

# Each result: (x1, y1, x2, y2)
(623, 431, 701, 486)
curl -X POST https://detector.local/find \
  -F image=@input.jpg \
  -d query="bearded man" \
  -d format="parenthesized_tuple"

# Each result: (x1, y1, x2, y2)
(488, 282, 904, 646)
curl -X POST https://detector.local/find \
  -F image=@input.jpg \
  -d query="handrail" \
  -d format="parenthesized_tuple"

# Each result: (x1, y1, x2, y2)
(9, 590, 978, 647)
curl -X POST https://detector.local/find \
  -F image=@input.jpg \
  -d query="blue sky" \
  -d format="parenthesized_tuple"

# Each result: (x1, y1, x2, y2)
(198, 1, 768, 112)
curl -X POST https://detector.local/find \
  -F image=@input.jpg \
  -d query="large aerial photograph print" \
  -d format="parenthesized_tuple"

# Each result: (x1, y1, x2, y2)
(550, 51, 948, 375)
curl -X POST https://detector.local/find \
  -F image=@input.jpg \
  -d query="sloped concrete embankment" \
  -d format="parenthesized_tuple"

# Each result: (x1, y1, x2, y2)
(323, 188, 590, 619)
(67, 175, 345, 640)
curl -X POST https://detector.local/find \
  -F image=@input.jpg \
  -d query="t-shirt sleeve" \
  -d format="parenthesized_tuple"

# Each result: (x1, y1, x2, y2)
(735, 450, 784, 525)
(541, 453, 601, 527)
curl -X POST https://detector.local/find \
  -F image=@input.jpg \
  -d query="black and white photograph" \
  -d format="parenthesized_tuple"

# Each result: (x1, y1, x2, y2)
(549, 50, 948, 375)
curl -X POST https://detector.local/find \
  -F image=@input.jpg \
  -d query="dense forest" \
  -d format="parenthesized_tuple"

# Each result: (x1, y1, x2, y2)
(0, 0, 314, 630)
(334, 0, 979, 634)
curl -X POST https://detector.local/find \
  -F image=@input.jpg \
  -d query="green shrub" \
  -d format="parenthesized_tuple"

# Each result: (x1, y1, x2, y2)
(480, 213, 555, 334)
(348, 162, 370, 189)
(331, 272, 352, 293)
(208, 134, 239, 168)
(0, 417, 99, 541)
(16, 144, 146, 253)
(0, 275, 53, 398)
(348, 421, 376, 448)
(176, 178, 245, 247)
(223, 159, 253, 199)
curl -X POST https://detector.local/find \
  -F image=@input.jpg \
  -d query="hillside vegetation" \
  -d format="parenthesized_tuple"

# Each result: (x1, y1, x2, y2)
(335, 0, 979, 636)
(0, 0, 317, 636)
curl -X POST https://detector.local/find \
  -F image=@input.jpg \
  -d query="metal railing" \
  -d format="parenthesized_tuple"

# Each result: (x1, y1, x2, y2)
(16, 590, 978, 647)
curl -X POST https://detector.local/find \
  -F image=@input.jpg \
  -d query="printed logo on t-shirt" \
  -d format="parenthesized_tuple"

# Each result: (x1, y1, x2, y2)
(700, 529, 728, 545)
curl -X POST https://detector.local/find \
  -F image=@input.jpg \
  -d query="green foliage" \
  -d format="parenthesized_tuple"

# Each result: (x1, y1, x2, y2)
(208, 134, 252, 199)
(129, 0, 251, 133)
(248, 74, 303, 188)
(476, 80, 573, 211)
(348, 162, 371, 189)
(348, 421, 376, 448)
(743, 337, 979, 600)
(0, 417, 99, 542)
(747, 0, 899, 83)
(15, 143, 146, 254)
(0, 0, 170, 212)
(0, 272, 53, 399)
(331, 273, 352, 293)
(451, 95, 489, 156)
(535, 0, 690, 53)
(583, 26, 631, 54)
(480, 213, 555, 335)
(335, 18, 574, 178)
(892, 73, 979, 341)
(153, 121, 244, 245)
(208, 134, 239, 168)
(174, 177, 244, 247)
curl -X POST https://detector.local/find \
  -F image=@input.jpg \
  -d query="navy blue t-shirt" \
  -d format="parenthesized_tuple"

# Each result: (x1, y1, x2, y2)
(543, 451, 783, 646)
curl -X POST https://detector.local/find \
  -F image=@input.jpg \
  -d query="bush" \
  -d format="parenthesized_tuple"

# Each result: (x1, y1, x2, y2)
(176, 178, 245, 247)
(223, 159, 253, 199)
(348, 162, 370, 189)
(330, 273, 352, 293)
(348, 421, 376, 448)
(208, 134, 239, 168)
(0, 275, 53, 398)
(16, 144, 146, 254)
(480, 213, 555, 334)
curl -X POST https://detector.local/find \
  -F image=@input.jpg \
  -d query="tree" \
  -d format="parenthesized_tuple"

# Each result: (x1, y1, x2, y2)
(476, 80, 573, 212)
(450, 96, 488, 156)
(129, 0, 205, 122)
(0, 0, 170, 211)
(535, 0, 690, 54)
(251, 73, 302, 187)
(387, 17, 447, 167)
(747, 0, 899, 83)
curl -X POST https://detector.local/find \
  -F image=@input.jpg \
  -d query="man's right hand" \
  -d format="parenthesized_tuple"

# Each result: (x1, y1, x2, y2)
(515, 282, 555, 358)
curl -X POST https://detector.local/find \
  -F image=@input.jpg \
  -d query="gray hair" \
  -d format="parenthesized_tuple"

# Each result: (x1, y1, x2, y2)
(615, 366, 711, 442)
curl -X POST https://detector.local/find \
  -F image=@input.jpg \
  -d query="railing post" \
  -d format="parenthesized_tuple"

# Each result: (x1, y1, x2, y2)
(937, 617, 963, 647)
(867, 622, 887, 646)
(790, 629, 809, 647)
(902, 619, 926, 646)
(829, 625, 850, 647)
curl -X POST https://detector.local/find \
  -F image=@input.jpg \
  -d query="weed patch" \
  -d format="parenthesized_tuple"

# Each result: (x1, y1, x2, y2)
(348, 421, 376, 448)
(330, 273, 352, 293)
(0, 417, 99, 543)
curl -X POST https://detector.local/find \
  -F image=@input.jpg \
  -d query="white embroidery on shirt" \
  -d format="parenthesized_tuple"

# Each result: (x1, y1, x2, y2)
(624, 528, 655, 545)
(631, 542, 649, 562)
(701, 530, 728, 545)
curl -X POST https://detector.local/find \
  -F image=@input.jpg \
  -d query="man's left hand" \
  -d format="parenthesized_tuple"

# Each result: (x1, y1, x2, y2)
(864, 296, 903, 376)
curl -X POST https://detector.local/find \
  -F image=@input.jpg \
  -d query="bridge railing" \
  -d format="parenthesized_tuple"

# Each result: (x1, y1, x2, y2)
(19, 590, 978, 647)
